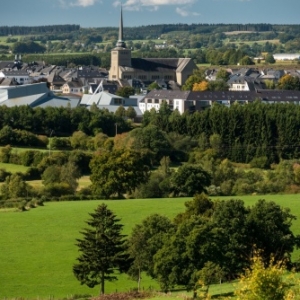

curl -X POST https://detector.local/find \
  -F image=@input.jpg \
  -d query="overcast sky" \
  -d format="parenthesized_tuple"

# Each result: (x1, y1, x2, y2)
(1, 0, 299, 28)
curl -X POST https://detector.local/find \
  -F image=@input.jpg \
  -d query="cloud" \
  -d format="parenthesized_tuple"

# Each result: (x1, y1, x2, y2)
(59, 0, 102, 8)
(124, 0, 196, 6)
(176, 7, 200, 17)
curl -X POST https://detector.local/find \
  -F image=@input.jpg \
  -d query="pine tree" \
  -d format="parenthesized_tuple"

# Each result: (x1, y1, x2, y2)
(73, 204, 129, 295)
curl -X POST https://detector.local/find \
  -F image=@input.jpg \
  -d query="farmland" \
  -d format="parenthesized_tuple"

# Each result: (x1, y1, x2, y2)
(1, 194, 300, 299)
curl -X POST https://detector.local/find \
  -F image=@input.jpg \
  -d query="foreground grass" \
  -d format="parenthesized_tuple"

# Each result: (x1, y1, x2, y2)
(1, 194, 300, 299)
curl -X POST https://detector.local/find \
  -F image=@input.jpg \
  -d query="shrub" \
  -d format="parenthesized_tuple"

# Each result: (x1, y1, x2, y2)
(43, 182, 74, 197)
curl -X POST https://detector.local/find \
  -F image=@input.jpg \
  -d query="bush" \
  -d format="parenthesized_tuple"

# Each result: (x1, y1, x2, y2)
(249, 156, 269, 169)
(0, 168, 11, 182)
(50, 137, 71, 150)
(43, 182, 74, 197)
(23, 167, 42, 180)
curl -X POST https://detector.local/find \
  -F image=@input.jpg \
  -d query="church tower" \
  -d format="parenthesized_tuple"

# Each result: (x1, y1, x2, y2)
(109, 5, 132, 80)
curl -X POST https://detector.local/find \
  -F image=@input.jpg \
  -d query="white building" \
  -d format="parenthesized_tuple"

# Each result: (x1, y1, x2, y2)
(273, 53, 300, 61)
(0, 70, 32, 85)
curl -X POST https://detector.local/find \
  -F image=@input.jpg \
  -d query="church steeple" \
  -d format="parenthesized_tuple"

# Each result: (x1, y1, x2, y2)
(116, 5, 126, 48)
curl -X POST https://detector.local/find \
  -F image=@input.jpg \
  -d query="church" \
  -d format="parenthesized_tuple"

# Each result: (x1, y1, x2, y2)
(109, 7, 197, 87)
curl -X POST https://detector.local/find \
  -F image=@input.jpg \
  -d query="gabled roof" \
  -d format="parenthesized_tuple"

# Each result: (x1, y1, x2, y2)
(81, 91, 122, 106)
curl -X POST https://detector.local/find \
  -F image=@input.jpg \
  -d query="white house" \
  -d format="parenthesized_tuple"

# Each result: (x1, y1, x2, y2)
(0, 70, 32, 85)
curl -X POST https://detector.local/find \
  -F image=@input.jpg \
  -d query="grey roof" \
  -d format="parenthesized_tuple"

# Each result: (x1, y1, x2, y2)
(1, 70, 29, 76)
(81, 91, 122, 106)
(144, 89, 300, 103)
(128, 58, 184, 73)
(0, 83, 80, 108)
(144, 89, 190, 101)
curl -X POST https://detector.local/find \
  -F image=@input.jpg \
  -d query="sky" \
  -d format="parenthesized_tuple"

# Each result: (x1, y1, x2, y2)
(1, 0, 300, 28)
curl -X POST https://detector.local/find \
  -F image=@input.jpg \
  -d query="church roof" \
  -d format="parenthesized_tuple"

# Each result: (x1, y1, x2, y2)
(122, 58, 192, 73)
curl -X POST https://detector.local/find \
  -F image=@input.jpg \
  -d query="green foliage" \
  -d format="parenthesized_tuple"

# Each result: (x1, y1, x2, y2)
(127, 214, 175, 284)
(73, 204, 128, 295)
(147, 82, 161, 91)
(235, 254, 300, 300)
(1, 173, 31, 199)
(116, 86, 135, 98)
(90, 149, 150, 199)
(152, 196, 300, 291)
(171, 164, 211, 197)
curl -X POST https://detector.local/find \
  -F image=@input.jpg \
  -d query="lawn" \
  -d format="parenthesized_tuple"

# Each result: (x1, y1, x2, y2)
(1, 194, 300, 299)
(0, 162, 29, 173)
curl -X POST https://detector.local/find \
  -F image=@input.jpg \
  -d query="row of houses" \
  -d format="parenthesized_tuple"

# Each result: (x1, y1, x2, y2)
(2, 82, 300, 120)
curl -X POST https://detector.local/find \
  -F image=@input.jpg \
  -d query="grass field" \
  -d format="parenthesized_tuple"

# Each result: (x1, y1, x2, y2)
(1, 194, 300, 299)
(0, 162, 29, 173)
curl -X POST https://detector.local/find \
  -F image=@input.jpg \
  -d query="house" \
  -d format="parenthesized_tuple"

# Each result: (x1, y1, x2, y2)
(0, 70, 32, 85)
(228, 75, 265, 91)
(81, 91, 143, 118)
(108, 7, 197, 87)
(140, 90, 190, 114)
(0, 77, 19, 87)
(61, 79, 84, 95)
(140, 89, 300, 113)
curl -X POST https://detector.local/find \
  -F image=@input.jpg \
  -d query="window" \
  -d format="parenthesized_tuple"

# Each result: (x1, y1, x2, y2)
(114, 98, 123, 105)
(155, 99, 159, 104)
(123, 75, 132, 79)
(151, 75, 159, 80)
(147, 99, 153, 104)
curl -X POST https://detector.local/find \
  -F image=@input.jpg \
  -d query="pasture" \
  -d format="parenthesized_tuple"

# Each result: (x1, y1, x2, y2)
(1, 194, 300, 299)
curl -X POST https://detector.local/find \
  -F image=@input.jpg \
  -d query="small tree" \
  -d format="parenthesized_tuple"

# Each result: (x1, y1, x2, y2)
(73, 204, 129, 295)
(235, 253, 299, 300)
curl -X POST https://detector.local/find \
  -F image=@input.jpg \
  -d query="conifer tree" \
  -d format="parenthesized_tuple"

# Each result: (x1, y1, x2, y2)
(73, 204, 129, 295)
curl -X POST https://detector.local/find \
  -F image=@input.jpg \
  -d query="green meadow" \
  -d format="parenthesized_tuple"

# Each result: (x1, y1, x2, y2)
(1, 194, 300, 299)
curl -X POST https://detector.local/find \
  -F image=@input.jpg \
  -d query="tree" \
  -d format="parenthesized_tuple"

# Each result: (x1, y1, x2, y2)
(127, 214, 174, 290)
(182, 69, 206, 91)
(116, 86, 135, 98)
(125, 106, 137, 120)
(73, 204, 128, 295)
(239, 56, 255, 65)
(147, 81, 161, 91)
(171, 164, 211, 197)
(277, 74, 300, 90)
(115, 105, 126, 118)
(265, 54, 276, 64)
(193, 81, 209, 91)
(216, 69, 230, 81)
(90, 149, 150, 198)
(235, 253, 299, 300)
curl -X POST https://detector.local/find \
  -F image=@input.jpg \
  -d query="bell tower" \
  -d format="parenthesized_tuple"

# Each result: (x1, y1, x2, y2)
(109, 5, 132, 80)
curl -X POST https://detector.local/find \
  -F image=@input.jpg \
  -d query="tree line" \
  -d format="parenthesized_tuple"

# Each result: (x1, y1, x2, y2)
(3, 101, 300, 165)
(0, 25, 80, 36)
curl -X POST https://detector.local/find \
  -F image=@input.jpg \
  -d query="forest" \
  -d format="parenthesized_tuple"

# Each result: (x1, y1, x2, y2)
(1, 22, 300, 68)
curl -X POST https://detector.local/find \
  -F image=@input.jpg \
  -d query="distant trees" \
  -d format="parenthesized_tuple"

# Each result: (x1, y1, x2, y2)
(277, 74, 300, 90)
(12, 41, 46, 54)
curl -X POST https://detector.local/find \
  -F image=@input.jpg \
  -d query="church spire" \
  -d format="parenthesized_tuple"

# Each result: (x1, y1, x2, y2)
(116, 4, 126, 48)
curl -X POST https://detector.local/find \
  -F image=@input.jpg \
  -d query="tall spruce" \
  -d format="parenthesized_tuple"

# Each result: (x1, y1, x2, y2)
(73, 204, 128, 295)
